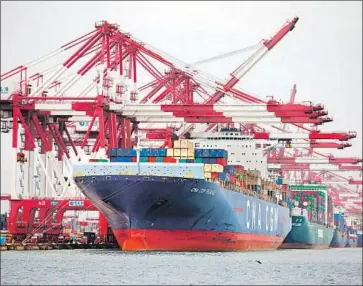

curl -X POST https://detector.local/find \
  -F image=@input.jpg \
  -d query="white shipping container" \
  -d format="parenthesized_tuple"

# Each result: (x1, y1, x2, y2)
(174, 149, 181, 157)
(204, 172, 211, 179)
(211, 164, 224, 172)
(204, 164, 211, 172)
(187, 149, 195, 157)
(166, 148, 174, 157)
(181, 149, 188, 157)
(174, 140, 181, 149)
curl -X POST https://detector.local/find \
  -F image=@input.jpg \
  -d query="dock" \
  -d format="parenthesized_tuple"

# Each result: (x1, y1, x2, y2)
(0, 242, 119, 251)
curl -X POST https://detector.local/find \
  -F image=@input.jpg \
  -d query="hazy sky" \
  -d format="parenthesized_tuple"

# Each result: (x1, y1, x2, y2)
(1, 1, 362, 201)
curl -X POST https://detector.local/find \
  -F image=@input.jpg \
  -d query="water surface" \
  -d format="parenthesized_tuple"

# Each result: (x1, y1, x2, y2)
(1, 248, 362, 285)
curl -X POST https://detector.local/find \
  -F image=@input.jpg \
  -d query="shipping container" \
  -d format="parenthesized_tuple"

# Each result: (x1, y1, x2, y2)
(140, 157, 148, 162)
(202, 158, 210, 164)
(195, 158, 203, 163)
(194, 149, 202, 157)
(202, 149, 211, 157)
(109, 148, 117, 157)
(216, 158, 227, 166)
(219, 172, 230, 182)
(174, 149, 181, 157)
(229, 175, 236, 184)
(211, 164, 224, 172)
(180, 140, 194, 149)
(211, 172, 219, 180)
(163, 157, 177, 163)
(174, 140, 181, 149)
(186, 159, 195, 163)
(156, 157, 164, 163)
(209, 149, 217, 157)
(157, 148, 167, 157)
(131, 157, 137, 162)
(224, 165, 235, 174)
(187, 149, 194, 157)
(204, 164, 212, 172)
(209, 158, 217, 164)
(166, 148, 174, 157)
(110, 157, 133, 163)
(204, 172, 212, 179)
(179, 159, 187, 163)
(148, 157, 156, 163)
(181, 149, 188, 157)
(116, 148, 137, 157)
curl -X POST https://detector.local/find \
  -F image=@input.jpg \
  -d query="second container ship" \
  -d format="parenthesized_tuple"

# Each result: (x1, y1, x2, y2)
(73, 128, 292, 251)
(279, 184, 335, 249)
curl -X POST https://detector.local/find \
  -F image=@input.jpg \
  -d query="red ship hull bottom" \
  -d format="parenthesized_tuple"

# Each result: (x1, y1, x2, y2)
(279, 243, 331, 249)
(113, 229, 284, 251)
(330, 244, 347, 248)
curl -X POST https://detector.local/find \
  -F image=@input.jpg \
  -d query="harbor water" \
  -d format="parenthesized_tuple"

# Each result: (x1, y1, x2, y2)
(1, 248, 362, 285)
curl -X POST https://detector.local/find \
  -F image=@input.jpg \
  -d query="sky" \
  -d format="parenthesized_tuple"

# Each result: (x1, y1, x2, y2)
(1, 1, 362, 205)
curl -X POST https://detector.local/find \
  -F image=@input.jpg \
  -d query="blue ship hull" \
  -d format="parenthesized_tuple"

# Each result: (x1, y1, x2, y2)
(330, 229, 348, 248)
(346, 236, 358, 247)
(357, 234, 362, 247)
(74, 174, 292, 251)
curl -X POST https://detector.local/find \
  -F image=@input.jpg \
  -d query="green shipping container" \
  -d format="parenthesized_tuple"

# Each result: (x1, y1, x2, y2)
(96, 159, 108, 162)
(179, 159, 187, 163)
(156, 157, 164, 162)
(140, 157, 148, 162)
(195, 158, 203, 163)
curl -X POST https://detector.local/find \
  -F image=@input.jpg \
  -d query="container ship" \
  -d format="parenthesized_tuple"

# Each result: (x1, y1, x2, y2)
(346, 226, 358, 247)
(330, 212, 348, 248)
(73, 128, 292, 251)
(279, 184, 335, 249)
(357, 231, 362, 247)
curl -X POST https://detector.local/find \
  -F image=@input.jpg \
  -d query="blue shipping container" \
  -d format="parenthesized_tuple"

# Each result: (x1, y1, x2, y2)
(157, 148, 167, 157)
(216, 149, 228, 158)
(201, 149, 211, 158)
(186, 159, 195, 163)
(209, 149, 217, 157)
(194, 149, 203, 157)
(202, 158, 210, 164)
(140, 149, 149, 157)
(209, 158, 217, 164)
(116, 148, 136, 157)
(109, 148, 117, 157)
(224, 165, 235, 174)
(0, 235, 6, 246)
(111, 157, 133, 163)
(219, 172, 230, 182)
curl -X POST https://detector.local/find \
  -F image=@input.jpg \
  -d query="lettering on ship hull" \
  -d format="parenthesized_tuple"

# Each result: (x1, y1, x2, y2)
(246, 199, 279, 232)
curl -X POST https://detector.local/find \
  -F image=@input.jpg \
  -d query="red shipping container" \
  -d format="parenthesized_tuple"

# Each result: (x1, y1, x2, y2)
(211, 172, 219, 179)
(148, 157, 156, 163)
(164, 157, 177, 163)
(229, 175, 236, 184)
(216, 158, 227, 166)
(131, 157, 137, 162)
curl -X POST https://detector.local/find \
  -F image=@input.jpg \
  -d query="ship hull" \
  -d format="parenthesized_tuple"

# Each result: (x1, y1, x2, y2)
(330, 229, 348, 248)
(357, 234, 362, 247)
(346, 236, 358, 248)
(74, 174, 291, 251)
(279, 215, 334, 249)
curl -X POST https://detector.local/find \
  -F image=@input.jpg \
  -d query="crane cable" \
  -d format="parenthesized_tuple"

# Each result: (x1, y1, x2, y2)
(191, 44, 261, 66)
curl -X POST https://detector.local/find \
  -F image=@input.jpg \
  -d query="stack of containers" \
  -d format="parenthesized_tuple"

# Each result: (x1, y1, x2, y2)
(108, 148, 177, 163)
(194, 149, 228, 179)
(170, 140, 195, 163)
